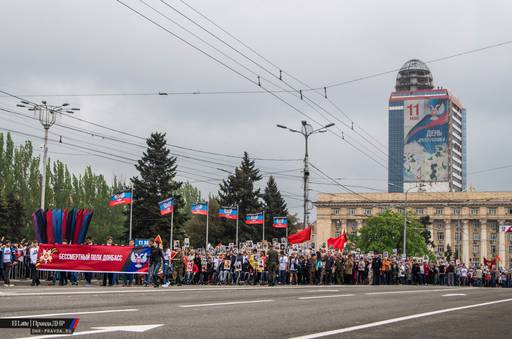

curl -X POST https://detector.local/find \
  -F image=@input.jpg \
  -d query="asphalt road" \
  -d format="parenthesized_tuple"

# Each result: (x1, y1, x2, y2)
(0, 284, 511, 338)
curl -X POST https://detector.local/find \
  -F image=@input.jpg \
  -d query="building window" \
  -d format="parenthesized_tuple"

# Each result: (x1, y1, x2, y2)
(416, 208, 424, 215)
(379, 207, 386, 214)
(488, 207, 497, 216)
(472, 245, 479, 254)
(509, 245, 512, 255)
(491, 245, 497, 256)
(488, 221, 498, 232)
(455, 231, 461, 242)
(470, 208, 479, 215)
(437, 245, 444, 254)
(333, 220, 341, 237)
(490, 233, 497, 242)
(508, 208, 512, 215)
(435, 208, 444, 215)
(364, 208, 372, 216)
(437, 231, 445, 241)
(453, 207, 461, 215)
(472, 232, 480, 241)
(332, 208, 340, 215)
(348, 208, 356, 216)
(397, 208, 404, 215)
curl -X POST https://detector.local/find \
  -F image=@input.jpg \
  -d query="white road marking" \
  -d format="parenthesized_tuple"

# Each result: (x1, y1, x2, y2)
(15, 324, 163, 339)
(0, 285, 336, 297)
(442, 293, 466, 297)
(290, 298, 512, 339)
(179, 299, 274, 308)
(298, 294, 354, 300)
(2, 308, 138, 319)
(306, 289, 339, 293)
(365, 288, 468, 295)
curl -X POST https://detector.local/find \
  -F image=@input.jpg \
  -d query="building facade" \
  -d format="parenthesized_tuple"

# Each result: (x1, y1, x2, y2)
(388, 59, 466, 193)
(315, 191, 512, 268)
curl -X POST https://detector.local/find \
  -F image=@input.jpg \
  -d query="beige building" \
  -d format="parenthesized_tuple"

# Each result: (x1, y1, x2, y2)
(314, 191, 512, 268)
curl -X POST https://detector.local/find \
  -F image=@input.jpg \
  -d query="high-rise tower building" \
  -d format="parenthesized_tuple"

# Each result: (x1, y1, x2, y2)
(388, 59, 466, 193)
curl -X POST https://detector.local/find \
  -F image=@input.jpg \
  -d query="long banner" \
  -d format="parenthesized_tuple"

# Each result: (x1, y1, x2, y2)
(36, 244, 150, 274)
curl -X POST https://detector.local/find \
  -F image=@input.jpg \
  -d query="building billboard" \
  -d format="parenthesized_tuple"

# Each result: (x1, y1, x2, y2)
(403, 97, 449, 184)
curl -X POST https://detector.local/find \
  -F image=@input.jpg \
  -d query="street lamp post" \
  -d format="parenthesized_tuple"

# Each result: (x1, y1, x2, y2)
(17, 100, 79, 209)
(277, 121, 334, 228)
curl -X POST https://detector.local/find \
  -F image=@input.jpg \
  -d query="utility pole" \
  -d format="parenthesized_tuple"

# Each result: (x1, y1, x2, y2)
(17, 100, 79, 209)
(277, 121, 334, 228)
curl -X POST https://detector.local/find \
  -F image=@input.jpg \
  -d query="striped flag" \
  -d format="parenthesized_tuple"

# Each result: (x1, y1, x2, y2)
(245, 212, 264, 225)
(272, 217, 288, 228)
(159, 197, 174, 216)
(108, 192, 132, 206)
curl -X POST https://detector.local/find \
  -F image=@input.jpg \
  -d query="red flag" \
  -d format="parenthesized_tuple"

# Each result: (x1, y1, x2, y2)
(327, 232, 347, 250)
(287, 227, 311, 244)
(483, 257, 496, 268)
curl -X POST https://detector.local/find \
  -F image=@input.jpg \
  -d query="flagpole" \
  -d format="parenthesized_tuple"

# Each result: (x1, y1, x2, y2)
(129, 184, 134, 241)
(262, 211, 265, 242)
(205, 200, 209, 250)
(235, 205, 239, 248)
(170, 208, 174, 251)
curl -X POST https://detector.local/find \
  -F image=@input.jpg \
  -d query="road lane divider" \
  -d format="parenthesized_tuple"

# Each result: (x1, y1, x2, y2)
(298, 294, 354, 300)
(365, 288, 469, 295)
(179, 299, 274, 308)
(290, 298, 512, 339)
(306, 290, 340, 293)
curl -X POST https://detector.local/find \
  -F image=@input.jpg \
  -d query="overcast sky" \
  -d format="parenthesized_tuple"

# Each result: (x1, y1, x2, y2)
(1, 0, 511, 220)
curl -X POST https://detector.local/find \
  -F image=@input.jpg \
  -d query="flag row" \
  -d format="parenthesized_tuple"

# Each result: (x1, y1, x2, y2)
(108, 192, 288, 228)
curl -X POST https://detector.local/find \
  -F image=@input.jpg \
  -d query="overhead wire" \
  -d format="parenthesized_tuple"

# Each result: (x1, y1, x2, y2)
(157, 0, 389, 166)
(116, 0, 389, 169)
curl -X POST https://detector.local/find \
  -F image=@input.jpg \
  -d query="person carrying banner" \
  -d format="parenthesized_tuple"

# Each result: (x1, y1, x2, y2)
(1, 240, 15, 286)
(124, 239, 136, 287)
(102, 236, 114, 286)
(29, 240, 40, 286)
(83, 236, 93, 286)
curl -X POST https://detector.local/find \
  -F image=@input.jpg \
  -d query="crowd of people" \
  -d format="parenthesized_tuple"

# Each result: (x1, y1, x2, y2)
(1, 236, 511, 288)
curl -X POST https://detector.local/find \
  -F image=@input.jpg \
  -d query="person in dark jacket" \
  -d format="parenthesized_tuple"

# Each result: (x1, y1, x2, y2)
(371, 255, 382, 285)
(267, 247, 279, 286)
(148, 239, 164, 287)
